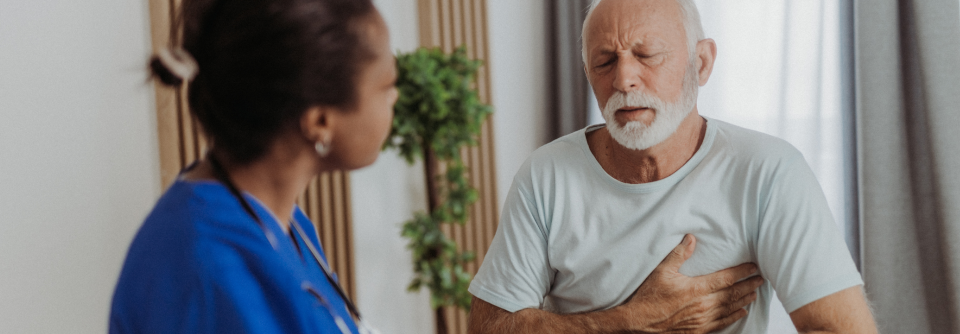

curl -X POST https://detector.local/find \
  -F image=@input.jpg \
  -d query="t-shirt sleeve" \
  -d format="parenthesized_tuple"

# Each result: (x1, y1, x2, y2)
(755, 151, 864, 313)
(469, 162, 553, 313)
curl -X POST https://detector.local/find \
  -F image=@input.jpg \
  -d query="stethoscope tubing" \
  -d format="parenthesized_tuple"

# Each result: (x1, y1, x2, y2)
(207, 156, 365, 323)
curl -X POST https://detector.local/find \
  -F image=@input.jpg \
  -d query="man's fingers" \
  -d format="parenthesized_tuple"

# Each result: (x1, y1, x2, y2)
(705, 308, 749, 333)
(699, 263, 759, 292)
(705, 276, 762, 318)
(722, 291, 758, 315)
(701, 286, 758, 325)
(657, 234, 696, 272)
(725, 275, 764, 301)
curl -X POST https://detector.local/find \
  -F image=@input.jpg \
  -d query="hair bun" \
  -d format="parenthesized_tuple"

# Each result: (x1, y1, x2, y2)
(150, 47, 199, 87)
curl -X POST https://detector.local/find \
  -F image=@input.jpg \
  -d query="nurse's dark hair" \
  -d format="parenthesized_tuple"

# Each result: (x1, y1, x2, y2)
(149, 0, 378, 165)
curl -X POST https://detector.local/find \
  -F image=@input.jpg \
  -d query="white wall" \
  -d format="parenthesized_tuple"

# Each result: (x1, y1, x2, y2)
(0, 0, 158, 333)
(350, 1, 435, 333)
(487, 0, 549, 207)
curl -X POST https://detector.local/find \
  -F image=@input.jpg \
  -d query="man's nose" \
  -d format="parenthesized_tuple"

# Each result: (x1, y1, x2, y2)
(612, 58, 644, 93)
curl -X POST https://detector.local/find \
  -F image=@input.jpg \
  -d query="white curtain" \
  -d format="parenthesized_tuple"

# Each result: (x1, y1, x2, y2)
(698, 1, 848, 331)
(589, 1, 851, 332)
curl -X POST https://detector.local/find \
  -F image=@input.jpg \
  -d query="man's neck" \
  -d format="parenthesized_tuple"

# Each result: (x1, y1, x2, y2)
(587, 109, 707, 184)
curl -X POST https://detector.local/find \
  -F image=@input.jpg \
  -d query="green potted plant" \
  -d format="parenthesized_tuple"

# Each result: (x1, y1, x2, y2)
(383, 46, 493, 334)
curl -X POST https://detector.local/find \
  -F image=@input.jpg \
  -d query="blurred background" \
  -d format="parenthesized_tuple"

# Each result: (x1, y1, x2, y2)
(1, 0, 958, 333)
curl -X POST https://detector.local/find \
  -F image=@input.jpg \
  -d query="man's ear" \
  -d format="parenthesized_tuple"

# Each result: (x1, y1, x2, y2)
(696, 38, 718, 86)
(300, 106, 335, 145)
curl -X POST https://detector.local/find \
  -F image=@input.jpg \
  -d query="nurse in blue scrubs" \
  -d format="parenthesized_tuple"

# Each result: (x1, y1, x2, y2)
(109, 0, 397, 332)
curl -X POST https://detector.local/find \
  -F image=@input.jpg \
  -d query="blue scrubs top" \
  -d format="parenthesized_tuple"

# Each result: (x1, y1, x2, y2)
(110, 179, 358, 333)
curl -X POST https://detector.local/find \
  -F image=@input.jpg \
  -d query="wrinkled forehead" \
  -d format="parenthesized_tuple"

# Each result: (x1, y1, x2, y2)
(584, 0, 687, 52)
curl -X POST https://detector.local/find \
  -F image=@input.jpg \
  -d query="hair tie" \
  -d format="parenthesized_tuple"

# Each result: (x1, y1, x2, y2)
(157, 47, 199, 83)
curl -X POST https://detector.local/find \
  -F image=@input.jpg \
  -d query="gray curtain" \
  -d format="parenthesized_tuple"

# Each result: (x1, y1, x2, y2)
(855, 0, 960, 333)
(840, 0, 862, 271)
(548, 0, 593, 139)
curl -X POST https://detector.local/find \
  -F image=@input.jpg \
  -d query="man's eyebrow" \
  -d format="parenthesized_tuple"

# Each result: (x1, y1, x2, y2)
(630, 39, 666, 50)
(590, 38, 667, 59)
(589, 46, 617, 61)
(594, 47, 616, 55)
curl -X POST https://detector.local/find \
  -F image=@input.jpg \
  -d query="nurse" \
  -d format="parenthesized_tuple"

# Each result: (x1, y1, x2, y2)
(109, 0, 396, 333)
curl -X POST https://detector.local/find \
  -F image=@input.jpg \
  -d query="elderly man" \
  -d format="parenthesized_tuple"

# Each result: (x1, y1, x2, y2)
(467, 0, 878, 333)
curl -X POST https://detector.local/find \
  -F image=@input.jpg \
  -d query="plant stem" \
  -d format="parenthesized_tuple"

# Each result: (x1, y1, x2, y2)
(436, 307, 449, 334)
(423, 144, 441, 212)
(424, 144, 450, 334)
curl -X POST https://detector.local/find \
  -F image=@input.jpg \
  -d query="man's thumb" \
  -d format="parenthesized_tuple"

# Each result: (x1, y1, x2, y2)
(661, 234, 696, 272)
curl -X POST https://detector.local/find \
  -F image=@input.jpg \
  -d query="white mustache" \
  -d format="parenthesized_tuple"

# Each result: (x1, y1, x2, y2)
(602, 90, 668, 125)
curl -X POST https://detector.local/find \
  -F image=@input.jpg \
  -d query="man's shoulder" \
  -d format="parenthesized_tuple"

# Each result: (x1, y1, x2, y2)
(521, 127, 592, 171)
(536, 127, 592, 158)
(709, 118, 805, 165)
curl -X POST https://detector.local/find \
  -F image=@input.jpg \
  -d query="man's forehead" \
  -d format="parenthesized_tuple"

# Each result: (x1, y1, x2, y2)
(585, 0, 685, 43)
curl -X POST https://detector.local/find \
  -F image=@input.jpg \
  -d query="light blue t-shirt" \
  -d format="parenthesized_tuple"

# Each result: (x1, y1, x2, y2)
(469, 118, 863, 333)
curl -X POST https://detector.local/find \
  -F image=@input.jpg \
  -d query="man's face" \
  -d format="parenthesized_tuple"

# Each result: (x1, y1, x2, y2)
(584, 0, 699, 150)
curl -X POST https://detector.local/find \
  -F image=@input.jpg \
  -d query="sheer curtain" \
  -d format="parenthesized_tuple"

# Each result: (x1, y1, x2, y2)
(699, 1, 850, 331)
(588, 1, 853, 332)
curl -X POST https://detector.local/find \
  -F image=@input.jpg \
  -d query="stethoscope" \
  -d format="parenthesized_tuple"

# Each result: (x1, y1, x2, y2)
(207, 156, 381, 334)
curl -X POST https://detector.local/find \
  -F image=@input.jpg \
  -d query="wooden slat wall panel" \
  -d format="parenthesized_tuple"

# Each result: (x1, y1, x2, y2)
(418, 0, 499, 333)
(301, 171, 356, 301)
(149, 0, 181, 188)
(148, 0, 356, 303)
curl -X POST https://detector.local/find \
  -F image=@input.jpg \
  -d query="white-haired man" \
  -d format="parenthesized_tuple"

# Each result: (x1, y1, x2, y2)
(467, 0, 878, 333)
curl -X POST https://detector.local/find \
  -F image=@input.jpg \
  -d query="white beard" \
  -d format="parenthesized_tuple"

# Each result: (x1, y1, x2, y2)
(601, 62, 700, 151)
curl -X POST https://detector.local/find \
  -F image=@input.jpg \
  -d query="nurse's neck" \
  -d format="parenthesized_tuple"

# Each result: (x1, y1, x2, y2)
(184, 139, 320, 233)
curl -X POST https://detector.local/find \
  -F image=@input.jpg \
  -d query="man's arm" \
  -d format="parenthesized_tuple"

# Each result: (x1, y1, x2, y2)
(790, 286, 878, 334)
(468, 235, 764, 334)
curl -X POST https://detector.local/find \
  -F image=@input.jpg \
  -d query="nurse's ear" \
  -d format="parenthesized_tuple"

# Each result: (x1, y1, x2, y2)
(301, 105, 340, 159)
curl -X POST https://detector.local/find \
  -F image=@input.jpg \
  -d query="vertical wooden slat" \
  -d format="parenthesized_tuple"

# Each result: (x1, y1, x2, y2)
(331, 172, 349, 295)
(418, 1, 498, 333)
(419, 0, 440, 49)
(458, 0, 477, 291)
(484, 130, 498, 259)
(341, 173, 356, 300)
(296, 182, 308, 214)
(440, 0, 452, 52)
(445, 307, 457, 334)
(150, 0, 181, 188)
(301, 172, 356, 302)
(452, 150, 466, 262)
(450, 0, 468, 322)
(175, 95, 191, 165)
(308, 179, 321, 222)
(318, 173, 335, 261)
(462, 0, 477, 66)
(451, 0, 464, 47)
(473, 0, 491, 104)
(467, 147, 482, 272)
(459, 309, 469, 333)
(479, 0, 499, 261)
(171, 0, 196, 167)
(463, 0, 482, 272)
